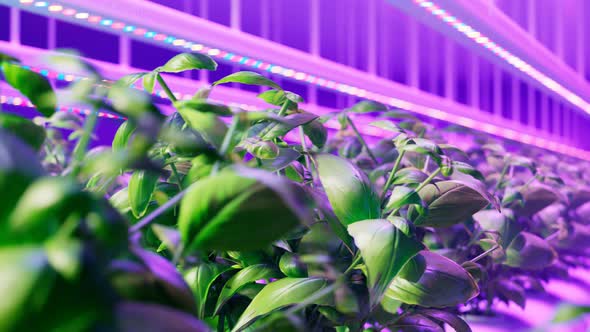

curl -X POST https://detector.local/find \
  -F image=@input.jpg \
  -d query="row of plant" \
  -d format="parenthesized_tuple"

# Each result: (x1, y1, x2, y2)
(1, 50, 589, 332)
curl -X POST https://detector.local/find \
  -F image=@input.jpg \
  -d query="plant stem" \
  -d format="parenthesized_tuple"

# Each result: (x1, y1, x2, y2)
(470, 244, 499, 263)
(165, 153, 183, 190)
(494, 163, 509, 192)
(343, 253, 363, 275)
(157, 73, 178, 102)
(346, 116, 378, 164)
(212, 115, 239, 174)
(414, 167, 441, 193)
(299, 126, 314, 186)
(71, 109, 99, 177)
(381, 150, 406, 200)
(129, 184, 192, 233)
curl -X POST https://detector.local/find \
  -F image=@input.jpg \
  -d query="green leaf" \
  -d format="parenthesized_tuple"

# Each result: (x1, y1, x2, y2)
(115, 72, 146, 87)
(215, 264, 283, 314)
(0, 246, 53, 332)
(1, 62, 57, 117)
(260, 148, 301, 172)
(152, 224, 181, 253)
(349, 101, 387, 113)
(409, 181, 489, 227)
(316, 154, 380, 226)
(0, 52, 19, 63)
(44, 238, 83, 280)
(116, 302, 211, 332)
(391, 168, 428, 186)
(494, 279, 525, 309)
(258, 89, 287, 105)
(178, 109, 228, 150)
(237, 138, 280, 160)
(159, 53, 217, 72)
(452, 161, 484, 181)
(279, 253, 308, 278)
(0, 129, 44, 222)
(232, 278, 332, 331)
(128, 170, 160, 218)
(184, 263, 233, 318)
(420, 309, 472, 332)
(348, 219, 423, 308)
(112, 120, 136, 152)
(513, 185, 559, 217)
(0, 113, 45, 150)
(387, 251, 479, 308)
(143, 72, 158, 93)
(178, 169, 310, 251)
(553, 303, 590, 323)
(504, 232, 556, 270)
(385, 186, 422, 211)
(214, 71, 281, 90)
(260, 112, 318, 140)
(174, 99, 233, 116)
(7, 177, 87, 243)
(369, 120, 403, 133)
(338, 137, 362, 159)
(386, 314, 443, 332)
(473, 209, 521, 249)
(302, 120, 327, 148)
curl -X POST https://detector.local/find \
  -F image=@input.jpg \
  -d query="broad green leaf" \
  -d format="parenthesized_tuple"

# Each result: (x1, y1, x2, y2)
(553, 303, 590, 323)
(232, 278, 333, 331)
(369, 120, 403, 133)
(349, 100, 387, 113)
(184, 263, 233, 318)
(44, 238, 82, 280)
(112, 120, 136, 152)
(238, 138, 280, 159)
(386, 314, 443, 332)
(338, 137, 362, 159)
(109, 187, 131, 214)
(112, 249, 197, 313)
(178, 169, 310, 251)
(513, 185, 559, 217)
(392, 168, 428, 186)
(1, 62, 57, 117)
(0, 113, 45, 150)
(7, 177, 86, 243)
(409, 181, 489, 227)
(143, 72, 157, 93)
(0, 52, 19, 63)
(47, 111, 83, 130)
(316, 154, 380, 226)
(260, 112, 318, 140)
(116, 302, 211, 332)
(258, 89, 286, 105)
(348, 219, 423, 308)
(128, 170, 160, 218)
(302, 120, 327, 148)
(214, 71, 281, 90)
(494, 279, 525, 308)
(504, 232, 556, 270)
(152, 224, 181, 253)
(387, 251, 479, 308)
(279, 253, 308, 278)
(159, 53, 217, 72)
(260, 148, 301, 172)
(452, 161, 484, 181)
(215, 264, 283, 314)
(0, 246, 53, 332)
(473, 209, 521, 249)
(174, 99, 233, 116)
(178, 109, 228, 150)
(115, 72, 146, 87)
(386, 186, 422, 211)
(420, 309, 472, 332)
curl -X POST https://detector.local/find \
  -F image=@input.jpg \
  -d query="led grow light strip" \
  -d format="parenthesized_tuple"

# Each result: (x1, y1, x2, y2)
(410, 0, 590, 114)
(0, 93, 125, 119)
